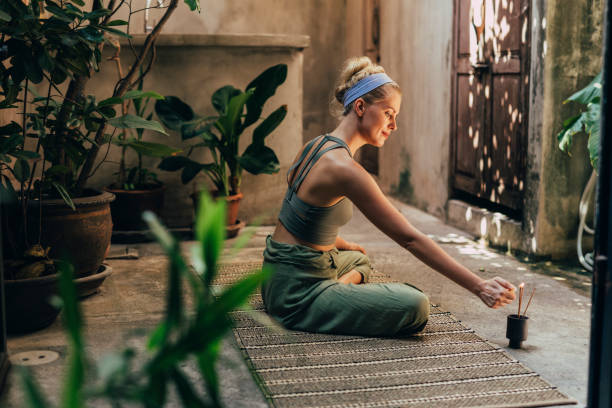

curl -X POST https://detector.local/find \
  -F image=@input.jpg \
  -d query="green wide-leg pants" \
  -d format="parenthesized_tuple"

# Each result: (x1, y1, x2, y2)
(261, 236, 430, 337)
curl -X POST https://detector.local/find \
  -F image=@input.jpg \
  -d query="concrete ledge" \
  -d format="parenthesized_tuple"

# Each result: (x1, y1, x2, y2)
(446, 199, 529, 254)
(122, 33, 310, 49)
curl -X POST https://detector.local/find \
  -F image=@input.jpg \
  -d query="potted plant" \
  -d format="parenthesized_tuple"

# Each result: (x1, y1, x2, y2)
(557, 70, 601, 170)
(155, 64, 287, 237)
(104, 67, 181, 234)
(0, 0, 199, 333)
(557, 70, 602, 272)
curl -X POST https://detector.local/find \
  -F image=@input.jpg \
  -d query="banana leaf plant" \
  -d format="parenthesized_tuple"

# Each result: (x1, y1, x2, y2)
(557, 71, 602, 170)
(155, 64, 288, 196)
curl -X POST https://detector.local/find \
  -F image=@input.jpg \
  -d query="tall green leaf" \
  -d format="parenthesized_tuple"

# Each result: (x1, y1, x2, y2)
(108, 114, 168, 135)
(142, 212, 186, 339)
(565, 72, 602, 105)
(557, 114, 583, 153)
(57, 261, 85, 408)
(214, 268, 271, 316)
(21, 368, 49, 408)
(122, 90, 164, 101)
(196, 341, 221, 407)
(586, 103, 601, 170)
(244, 64, 288, 128)
(211, 85, 241, 115)
(588, 124, 600, 170)
(252, 105, 287, 145)
(217, 90, 253, 138)
(193, 191, 225, 286)
(181, 162, 208, 184)
(239, 144, 280, 175)
(171, 368, 208, 408)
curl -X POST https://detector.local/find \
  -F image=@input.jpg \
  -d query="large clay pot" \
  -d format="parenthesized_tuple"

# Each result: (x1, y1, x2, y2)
(4, 264, 113, 334)
(25, 190, 115, 278)
(105, 185, 166, 231)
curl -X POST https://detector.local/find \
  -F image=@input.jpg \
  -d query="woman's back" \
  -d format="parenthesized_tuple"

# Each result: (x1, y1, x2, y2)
(273, 135, 355, 249)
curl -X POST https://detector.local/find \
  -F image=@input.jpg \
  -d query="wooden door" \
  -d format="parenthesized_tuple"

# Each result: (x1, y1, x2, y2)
(451, 0, 530, 212)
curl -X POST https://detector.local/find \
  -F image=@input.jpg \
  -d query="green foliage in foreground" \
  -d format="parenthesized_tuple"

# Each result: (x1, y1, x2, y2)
(557, 71, 602, 170)
(21, 191, 271, 407)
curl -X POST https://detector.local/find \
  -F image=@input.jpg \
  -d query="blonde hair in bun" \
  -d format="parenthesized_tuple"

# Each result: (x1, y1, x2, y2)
(331, 56, 400, 117)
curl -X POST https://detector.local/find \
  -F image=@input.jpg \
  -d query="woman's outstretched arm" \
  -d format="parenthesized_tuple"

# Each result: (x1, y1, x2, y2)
(338, 161, 516, 308)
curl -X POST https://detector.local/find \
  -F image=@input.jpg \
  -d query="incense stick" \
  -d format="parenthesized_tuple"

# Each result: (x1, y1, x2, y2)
(522, 287, 536, 317)
(517, 282, 525, 318)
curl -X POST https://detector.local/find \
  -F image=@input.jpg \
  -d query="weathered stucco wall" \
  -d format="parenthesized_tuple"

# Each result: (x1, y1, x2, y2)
(377, 1, 454, 218)
(86, 35, 306, 227)
(138, 0, 348, 143)
(533, 0, 604, 258)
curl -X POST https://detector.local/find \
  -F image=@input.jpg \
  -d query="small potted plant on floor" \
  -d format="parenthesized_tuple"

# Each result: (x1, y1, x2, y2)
(0, 0, 200, 333)
(155, 64, 287, 237)
(104, 69, 181, 235)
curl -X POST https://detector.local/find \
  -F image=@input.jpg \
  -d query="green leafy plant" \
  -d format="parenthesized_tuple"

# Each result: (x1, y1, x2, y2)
(155, 64, 287, 196)
(110, 71, 181, 190)
(0, 0, 199, 269)
(21, 191, 271, 407)
(557, 71, 602, 170)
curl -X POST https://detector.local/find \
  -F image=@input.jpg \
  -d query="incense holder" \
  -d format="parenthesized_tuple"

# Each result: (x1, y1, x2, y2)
(506, 314, 529, 349)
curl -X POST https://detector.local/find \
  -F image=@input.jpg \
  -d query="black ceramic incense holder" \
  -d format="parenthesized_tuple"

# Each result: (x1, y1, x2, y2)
(506, 314, 529, 349)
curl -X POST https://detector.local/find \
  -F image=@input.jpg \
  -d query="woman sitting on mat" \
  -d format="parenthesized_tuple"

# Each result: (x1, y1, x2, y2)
(262, 56, 516, 337)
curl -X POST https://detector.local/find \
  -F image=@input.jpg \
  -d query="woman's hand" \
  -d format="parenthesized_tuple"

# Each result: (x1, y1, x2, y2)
(343, 242, 366, 254)
(475, 277, 516, 308)
(335, 236, 367, 254)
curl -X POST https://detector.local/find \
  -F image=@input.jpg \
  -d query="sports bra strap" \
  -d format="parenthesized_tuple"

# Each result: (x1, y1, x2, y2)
(324, 135, 352, 156)
(286, 135, 322, 184)
(289, 135, 352, 195)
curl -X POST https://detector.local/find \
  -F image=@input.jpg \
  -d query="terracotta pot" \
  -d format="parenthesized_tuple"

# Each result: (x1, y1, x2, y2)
(105, 185, 166, 231)
(191, 191, 243, 226)
(4, 264, 113, 334)
(25, 189, 115, 278)
(226, 219, 246, 239)
(190, 191, 244, 237)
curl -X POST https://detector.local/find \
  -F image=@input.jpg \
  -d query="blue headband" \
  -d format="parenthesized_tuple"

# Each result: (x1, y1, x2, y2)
(343, 73, 394, 108)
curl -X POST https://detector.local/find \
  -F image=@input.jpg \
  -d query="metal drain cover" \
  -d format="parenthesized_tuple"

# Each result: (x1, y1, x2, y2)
(11, 350, 60, 366)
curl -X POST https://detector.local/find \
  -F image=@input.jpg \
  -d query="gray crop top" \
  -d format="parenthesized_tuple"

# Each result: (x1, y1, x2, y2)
(278, 134, 353, 245)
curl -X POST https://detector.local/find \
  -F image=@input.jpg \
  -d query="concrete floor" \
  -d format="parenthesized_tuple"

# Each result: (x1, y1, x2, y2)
(1, 198, 590, 407)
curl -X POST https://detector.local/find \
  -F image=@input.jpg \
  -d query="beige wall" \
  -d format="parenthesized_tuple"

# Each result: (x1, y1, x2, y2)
(531, 0, 604, 258)
(378, 1, 454, 218)
(136, 0, 349, 142)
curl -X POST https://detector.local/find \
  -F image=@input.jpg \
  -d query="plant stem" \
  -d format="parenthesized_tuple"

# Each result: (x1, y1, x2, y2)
(26, 78, 53, 195)
(75, 0, 180, 190)
(21, 78, 29, 249)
